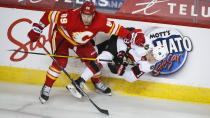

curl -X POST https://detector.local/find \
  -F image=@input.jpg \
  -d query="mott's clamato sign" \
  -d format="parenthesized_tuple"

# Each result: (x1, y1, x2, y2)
(146, 28, 193, 74)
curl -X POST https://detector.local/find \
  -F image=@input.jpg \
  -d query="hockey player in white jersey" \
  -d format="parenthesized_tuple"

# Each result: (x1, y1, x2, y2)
(66, 28, 168, 98)
(99, 38, 168, 82)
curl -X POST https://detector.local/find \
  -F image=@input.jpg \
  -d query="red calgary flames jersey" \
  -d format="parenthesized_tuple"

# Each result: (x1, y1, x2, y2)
(39, 8, 130, 46)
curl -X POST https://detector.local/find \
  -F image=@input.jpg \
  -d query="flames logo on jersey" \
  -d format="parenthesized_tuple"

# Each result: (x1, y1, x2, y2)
(72, 31, 93, 44)
(145, 27, 193, 75)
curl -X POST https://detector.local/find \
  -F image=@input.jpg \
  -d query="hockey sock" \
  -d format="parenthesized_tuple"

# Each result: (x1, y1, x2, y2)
(45, 76, 55, 87)
(91, 74, 102, 83)
(45, 66, 61, 87)
(81, 67, 94, 81)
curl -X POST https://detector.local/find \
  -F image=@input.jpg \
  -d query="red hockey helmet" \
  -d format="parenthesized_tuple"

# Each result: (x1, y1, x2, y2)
(81, 1, 96, 15)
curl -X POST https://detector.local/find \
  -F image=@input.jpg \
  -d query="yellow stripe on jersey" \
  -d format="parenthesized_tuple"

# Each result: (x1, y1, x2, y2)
(49, 66, 61, 74)
(57, 26, 79, 46)
(54, 11, 61, 24)
(48, 11, 60, 24)
(111, 23, 120, 35)
(115, 25, 122, 35)
(108, 23, 115, 35)
(48, 11, 54, 24)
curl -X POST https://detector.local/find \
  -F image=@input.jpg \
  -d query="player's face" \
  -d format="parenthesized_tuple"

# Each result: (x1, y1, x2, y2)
(81, 13, 94, 26)
(146, 50, 158, 63)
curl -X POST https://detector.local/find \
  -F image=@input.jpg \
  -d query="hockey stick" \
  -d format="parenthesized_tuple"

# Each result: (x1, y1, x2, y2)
(35, 46, 109, 115)
(8, 49, 136, 66)
(8, 49, 113, 63)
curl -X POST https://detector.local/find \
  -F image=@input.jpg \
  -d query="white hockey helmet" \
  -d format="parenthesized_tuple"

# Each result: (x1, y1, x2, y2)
(152, 45, 168, 61)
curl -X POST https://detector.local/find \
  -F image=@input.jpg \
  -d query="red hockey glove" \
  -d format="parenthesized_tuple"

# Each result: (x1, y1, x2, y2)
(116, 64, 126, 75)
(127, 32, 145, 47)
(108, 51, 128, 76)
(108, 63, 127, 76)
(28, 23, 44, 42)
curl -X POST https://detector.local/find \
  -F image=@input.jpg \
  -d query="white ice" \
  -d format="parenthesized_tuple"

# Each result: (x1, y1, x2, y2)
(0, 82, 210, 118)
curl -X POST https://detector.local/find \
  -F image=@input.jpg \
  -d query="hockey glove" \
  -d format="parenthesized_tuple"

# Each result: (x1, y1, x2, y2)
(116, 51, 126, 64)
(108, 63, 127, 76)
(126, 32, 145, 47)
(28, 23, 44, 42)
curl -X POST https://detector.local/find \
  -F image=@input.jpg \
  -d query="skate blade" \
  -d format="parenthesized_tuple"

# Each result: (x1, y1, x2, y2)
(39, 97, 47, 104)
(66, 86, 82, 99)
(95, 89, 112, 96)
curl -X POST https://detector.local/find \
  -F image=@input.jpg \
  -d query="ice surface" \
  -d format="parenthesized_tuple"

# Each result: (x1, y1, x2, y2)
(0, 82, 210, 118)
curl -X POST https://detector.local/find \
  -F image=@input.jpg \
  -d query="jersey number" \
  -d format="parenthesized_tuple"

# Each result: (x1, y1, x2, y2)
(60, 13, 68, 24)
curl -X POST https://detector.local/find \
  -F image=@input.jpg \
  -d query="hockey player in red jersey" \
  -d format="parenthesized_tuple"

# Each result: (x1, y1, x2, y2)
(28, 1, 144, 103)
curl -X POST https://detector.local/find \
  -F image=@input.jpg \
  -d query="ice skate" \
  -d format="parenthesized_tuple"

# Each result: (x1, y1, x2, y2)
(66, 77, 86, 99)
(66, 84, 84, 99)
(93, 82, 112, 96)
(39, 85, 51, 104)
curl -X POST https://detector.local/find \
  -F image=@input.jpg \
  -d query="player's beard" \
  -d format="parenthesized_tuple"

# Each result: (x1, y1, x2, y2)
(83, 21, 92, 26)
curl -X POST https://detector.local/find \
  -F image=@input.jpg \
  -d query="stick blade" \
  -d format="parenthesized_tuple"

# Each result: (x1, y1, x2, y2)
(89, 99, 109, 115)
(99, 109, 109, 115)
(8, 49, 16, 51)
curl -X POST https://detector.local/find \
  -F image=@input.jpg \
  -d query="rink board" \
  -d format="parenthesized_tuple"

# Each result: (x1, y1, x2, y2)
(1, 66, 210, 104)
(1, 7, 210, 104)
